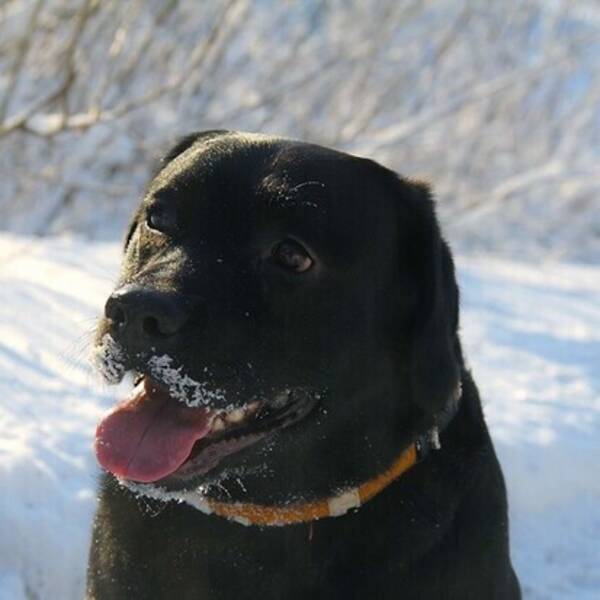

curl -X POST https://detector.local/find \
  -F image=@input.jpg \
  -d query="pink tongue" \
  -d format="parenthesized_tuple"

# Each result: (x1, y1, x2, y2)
(95, 379, 213, 483)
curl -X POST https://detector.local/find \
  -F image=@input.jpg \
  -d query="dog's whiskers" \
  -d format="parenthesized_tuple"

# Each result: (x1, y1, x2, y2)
(235, 477, 248, 494)
(59, 327, 97, 377)
(215, 481, 232, 499)
(289, 180, 326, 193)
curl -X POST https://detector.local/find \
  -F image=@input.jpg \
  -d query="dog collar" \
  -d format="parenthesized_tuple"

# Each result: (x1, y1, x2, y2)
(178, 382, 462, 527)
(186, 443, 418, 526)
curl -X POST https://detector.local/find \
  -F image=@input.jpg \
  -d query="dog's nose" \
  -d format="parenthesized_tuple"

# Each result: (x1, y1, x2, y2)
(104, 285, 189, 343)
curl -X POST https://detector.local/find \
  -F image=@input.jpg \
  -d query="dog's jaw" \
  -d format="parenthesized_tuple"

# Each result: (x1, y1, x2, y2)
(90, 333, 322, 492)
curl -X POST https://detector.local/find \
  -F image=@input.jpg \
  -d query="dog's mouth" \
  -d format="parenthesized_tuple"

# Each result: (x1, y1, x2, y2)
(94, 375, 319, 485)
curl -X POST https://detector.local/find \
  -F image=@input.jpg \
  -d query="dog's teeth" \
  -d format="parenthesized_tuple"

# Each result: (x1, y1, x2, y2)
(271, 391, 289, 409)
(226, 408, 245, 424)
(247, 401, 260, 414)
(212, 416, 226, 431)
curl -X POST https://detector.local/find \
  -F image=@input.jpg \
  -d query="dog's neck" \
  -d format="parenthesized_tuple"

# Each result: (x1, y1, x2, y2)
(126, 381, 462, 527)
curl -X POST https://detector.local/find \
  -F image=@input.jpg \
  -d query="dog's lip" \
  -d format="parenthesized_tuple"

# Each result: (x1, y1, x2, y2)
(131, 369, 289, 422)
(98, 372, 320, 486)
(153, 385, 320, 487)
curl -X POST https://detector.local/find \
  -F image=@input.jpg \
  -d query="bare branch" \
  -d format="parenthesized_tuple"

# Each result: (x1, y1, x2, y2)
(357, 30, 600, 155)
(104, 0, 249, 121)
(0, 0, 45, 122)
(0, 0, 98, 136)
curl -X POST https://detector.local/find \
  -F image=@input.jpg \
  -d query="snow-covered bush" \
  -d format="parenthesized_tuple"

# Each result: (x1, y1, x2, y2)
(0, 0, 598, 260)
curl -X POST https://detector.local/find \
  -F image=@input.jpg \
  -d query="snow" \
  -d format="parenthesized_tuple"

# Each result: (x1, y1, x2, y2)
(90, 333, 127, 384)
(2, 1, 600, 264)
(1, 233, 599, 599)
(458, 256, 600, 599)
(147, 354, 227, 408)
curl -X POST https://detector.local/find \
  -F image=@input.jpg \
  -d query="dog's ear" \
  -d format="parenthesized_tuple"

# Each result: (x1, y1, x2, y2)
(402, 180, 461, 416)
(160, 130, 230, 165)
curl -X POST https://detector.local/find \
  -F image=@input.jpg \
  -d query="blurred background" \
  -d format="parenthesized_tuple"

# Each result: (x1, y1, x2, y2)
(0, 0, 598, 259)
(0, 1, 599, 599)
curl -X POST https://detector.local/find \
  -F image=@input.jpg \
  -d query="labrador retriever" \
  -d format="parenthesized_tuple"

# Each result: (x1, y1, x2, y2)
(87, 130, 520, 599)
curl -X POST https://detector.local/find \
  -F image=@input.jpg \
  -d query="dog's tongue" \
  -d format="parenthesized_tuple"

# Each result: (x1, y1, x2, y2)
(95, 378, 213, 483)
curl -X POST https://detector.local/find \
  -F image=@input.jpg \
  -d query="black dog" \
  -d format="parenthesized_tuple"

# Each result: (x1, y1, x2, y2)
(87, 130, 520, 599)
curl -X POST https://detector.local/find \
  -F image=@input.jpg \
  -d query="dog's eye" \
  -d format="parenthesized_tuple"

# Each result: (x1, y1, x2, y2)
(146, 204, 177, 234)
(272, 240, 313, 273)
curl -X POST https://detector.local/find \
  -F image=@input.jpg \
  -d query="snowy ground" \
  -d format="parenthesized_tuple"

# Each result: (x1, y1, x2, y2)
(0, 233, 598, 600)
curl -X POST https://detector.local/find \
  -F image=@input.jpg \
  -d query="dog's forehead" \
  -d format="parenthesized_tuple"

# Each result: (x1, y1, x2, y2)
(151, 134, 381, 209)
(143, 134, 397, 262)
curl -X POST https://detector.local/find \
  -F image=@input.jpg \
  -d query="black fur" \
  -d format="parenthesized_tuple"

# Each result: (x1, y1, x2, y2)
(87, 131, 520, 599)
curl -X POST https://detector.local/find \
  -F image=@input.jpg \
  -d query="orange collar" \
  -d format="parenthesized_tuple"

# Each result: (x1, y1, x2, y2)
(185, 443, 419, 526)
(127, 383, 462, 527)
(184, 381, 462, 526)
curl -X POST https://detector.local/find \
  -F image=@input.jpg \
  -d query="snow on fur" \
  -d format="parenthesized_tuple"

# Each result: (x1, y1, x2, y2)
(89, 334, 127, 384)
(89, 333, 226, 408)
(147, 354, 226, 407)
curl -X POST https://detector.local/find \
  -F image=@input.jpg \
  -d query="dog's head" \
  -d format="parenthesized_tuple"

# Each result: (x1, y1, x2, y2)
(92, 130, 461, 507)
